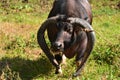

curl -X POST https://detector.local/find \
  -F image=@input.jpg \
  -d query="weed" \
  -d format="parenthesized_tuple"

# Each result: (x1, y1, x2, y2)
(0, 65, 22, 80)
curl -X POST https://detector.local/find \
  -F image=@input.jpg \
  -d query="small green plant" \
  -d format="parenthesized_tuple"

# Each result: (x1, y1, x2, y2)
(0, 65, 21, 80)
(4, 36, 26, 54)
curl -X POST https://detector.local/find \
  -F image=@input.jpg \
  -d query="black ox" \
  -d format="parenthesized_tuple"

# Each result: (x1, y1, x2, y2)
(37, 0, 95, 77)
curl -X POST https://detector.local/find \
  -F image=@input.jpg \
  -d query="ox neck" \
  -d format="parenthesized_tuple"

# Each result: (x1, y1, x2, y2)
(69, 32, 77, 47)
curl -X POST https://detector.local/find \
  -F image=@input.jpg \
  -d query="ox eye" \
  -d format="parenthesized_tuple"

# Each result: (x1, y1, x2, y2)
(57, 22, 63, 29)
(64, 26, 72, 34)
(68, 29, 73, 34)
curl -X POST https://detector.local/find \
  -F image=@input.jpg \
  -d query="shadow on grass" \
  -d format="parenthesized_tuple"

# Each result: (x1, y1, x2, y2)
(0, 56, 53, 80)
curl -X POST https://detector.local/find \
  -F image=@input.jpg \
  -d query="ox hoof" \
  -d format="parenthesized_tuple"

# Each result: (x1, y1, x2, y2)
(55, 67, 62, 74)
(62, 54, 66, 65)
(72, 73, 80, 77)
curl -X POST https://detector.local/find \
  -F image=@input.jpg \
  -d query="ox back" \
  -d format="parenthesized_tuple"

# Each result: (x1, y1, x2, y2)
(48, 0, 92, 24)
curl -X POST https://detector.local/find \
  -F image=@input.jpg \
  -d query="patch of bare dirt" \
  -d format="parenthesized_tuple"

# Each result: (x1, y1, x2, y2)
(0, 22, 40, 57)
(0, 22, 38, 38)
(24, 47, 43, 59)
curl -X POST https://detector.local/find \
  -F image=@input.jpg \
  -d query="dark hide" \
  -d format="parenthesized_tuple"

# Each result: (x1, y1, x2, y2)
(37, 0, 95, 77)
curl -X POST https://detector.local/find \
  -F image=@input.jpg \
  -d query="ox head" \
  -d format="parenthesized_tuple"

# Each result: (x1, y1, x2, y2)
(37, 15, 95, 66)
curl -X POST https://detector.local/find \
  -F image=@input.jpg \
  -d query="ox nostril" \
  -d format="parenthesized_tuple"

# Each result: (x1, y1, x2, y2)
(52, 42, 63, 50)
(56, 43, 62, 49)
(58, 43, 62, 48)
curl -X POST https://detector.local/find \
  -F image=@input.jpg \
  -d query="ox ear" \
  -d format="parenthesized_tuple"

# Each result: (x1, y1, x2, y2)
(37, 18, 60, 68)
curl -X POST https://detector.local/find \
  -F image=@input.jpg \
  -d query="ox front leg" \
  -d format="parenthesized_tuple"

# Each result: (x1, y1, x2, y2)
(73, 38, 87, 77)
(74, 52, 90, 77)
(55, 54, 62, 74)
(74, 57, 85, 77)
(55, 54, 66, 74)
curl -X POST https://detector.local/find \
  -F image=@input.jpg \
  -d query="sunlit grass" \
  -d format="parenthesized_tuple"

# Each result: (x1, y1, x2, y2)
(0, 12, 48, 25)
(0, 0, 120, 80)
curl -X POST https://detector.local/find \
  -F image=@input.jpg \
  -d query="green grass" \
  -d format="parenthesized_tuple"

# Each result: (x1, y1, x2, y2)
(0, 0, 120, 80)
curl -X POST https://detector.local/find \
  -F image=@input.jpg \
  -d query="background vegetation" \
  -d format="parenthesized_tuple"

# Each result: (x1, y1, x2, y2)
(0, 0, 120, 80)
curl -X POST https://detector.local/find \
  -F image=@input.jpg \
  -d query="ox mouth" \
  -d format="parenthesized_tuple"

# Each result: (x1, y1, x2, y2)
(50, 47, 64, 53)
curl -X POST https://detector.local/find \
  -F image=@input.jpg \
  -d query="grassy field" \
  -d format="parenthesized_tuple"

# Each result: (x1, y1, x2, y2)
(0, 0, 120, 80)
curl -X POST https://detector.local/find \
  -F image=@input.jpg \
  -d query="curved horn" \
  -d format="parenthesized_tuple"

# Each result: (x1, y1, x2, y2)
(37, 16, 60, 68)
(68, 18, 95, 52)
(68, 18, 95, 76)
